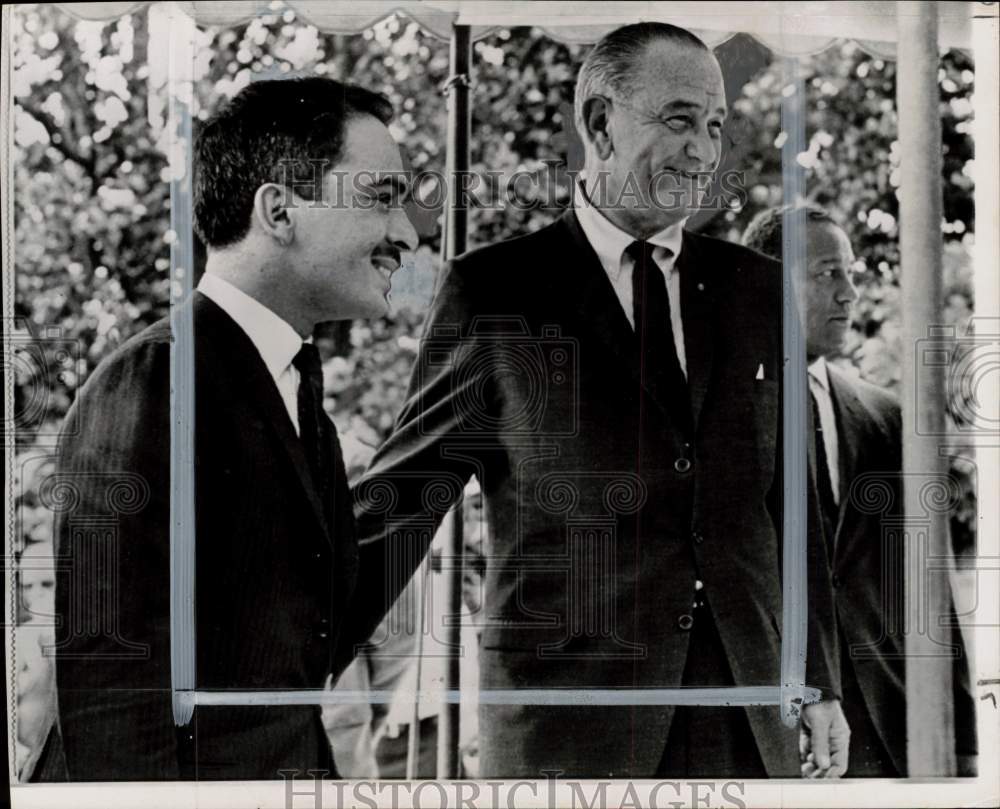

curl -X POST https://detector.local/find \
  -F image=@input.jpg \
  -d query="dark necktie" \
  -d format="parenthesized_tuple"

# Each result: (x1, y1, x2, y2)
(810, 389, 839, 556)
(292, 343, 328, 497)
(628, 240, 686, 398)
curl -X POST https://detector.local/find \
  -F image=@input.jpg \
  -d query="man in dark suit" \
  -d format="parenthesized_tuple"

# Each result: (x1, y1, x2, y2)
(351, 23, 847, 778)
(49, 77, 417, 780)
(742, 204, 977, 776)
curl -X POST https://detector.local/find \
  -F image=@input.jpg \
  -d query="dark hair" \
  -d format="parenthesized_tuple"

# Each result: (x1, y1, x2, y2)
(574, 22, 710, 136)
(194, 77, 393, 248)
(741, 204, 838, 260)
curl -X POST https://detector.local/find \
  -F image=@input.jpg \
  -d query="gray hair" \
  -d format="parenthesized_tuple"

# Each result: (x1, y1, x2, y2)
(573, 22, 710, 142)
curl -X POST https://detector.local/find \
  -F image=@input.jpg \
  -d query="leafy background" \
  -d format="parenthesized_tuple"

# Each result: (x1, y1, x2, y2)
(9, 0, 978, 776)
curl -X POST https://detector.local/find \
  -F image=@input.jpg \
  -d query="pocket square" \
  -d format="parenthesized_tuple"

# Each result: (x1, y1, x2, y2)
(755, 363, 765, 380)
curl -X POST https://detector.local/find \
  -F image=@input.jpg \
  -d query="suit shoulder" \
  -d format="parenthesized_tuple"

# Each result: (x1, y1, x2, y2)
(77, 316, 172, 401)
(443, 218, 566, 287)
(686, 230, 780, 268)
(829, 364, 901, 431)
(686, 230, 781, 289)
(834, 365, 899, 408)
(58, 316, 173, 456)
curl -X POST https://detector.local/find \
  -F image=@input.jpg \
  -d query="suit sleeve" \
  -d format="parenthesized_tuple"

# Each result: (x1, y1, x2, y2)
(339, 261, 489, 669)
(52, 337, 181, 780)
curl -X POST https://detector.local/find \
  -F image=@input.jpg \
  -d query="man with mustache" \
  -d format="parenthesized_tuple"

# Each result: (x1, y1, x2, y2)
(742, 204, 978, 776)
(350, 23, 846, 778)
(49, 77, 417, 780)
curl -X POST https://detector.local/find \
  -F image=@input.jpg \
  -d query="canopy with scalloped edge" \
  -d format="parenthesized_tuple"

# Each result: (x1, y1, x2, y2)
(55, 1, 973, 58)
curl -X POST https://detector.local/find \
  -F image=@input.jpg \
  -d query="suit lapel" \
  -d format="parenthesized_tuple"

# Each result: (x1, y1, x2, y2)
(826, 366, 865, 555)
(677, 232, 715, 428)
(555, 211, 692, 423)
(193, 292, 332, 545)
(555, 211, 644, 390)
(806, 389, 835, 564)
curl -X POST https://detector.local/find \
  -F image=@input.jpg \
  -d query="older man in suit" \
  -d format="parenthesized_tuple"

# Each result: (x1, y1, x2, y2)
(49, 77, 417, 780)
(742, 204, 977, 776)
(351, 23, 846, 778)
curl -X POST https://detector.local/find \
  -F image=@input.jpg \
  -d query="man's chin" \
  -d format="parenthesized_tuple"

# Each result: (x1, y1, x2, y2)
(642, 207, 692, 234)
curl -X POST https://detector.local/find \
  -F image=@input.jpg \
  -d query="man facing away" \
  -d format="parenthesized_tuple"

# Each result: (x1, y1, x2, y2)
(49, 77, 417, 780)
(742, 204, 978, 776)
(350, 23, 848, 779)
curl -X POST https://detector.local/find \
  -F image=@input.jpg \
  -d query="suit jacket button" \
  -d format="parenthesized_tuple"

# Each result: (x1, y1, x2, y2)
(674, 458, 692, 473)
(692, 531, 704, 544)
(317, 630, 329, 639)
(832, 574, 841, 589)
(677, 614, 694, 631)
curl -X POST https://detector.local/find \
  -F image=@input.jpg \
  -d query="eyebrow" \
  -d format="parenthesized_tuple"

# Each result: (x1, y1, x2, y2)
(658, 100, 728, 118)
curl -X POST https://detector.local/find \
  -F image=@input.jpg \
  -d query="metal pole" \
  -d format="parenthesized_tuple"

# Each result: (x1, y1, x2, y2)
(166, 1, 197, 730)
(778, 56, 810, 729)
(435, 23, 472, 780)
(442, 25, 472, 264)
(405, 558, 430, 779)
(971, 7, 1000, 781)
(897, 1, 955, 777)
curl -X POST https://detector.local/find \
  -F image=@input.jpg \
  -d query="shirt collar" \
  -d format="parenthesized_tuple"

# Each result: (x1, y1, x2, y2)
(197, 272, 303, 380)
(574, 181, 686, 280)
(808, 355, 830, 392)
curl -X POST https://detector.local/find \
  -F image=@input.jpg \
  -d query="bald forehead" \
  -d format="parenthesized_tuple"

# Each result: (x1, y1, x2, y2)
(635, 41, 726, 113)
(808, 221, 854, 260)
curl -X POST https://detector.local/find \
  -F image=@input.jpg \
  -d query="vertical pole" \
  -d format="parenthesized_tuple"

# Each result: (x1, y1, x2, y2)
(972, 5, 1000, 780)
(166, 1, 197, 728)
(405, 557, 429, 779)
(435, 23, 472, 780)
(443, 25, 472, 265)
(2, 3, 16, 782)
(778, 56, 810, 729)
(897, 1, 955, 777)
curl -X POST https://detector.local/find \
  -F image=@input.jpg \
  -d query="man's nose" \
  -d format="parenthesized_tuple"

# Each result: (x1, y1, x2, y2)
(391, 205, 419, 253)
(685, 124, 719, 169)
(836, 270, 859, 304)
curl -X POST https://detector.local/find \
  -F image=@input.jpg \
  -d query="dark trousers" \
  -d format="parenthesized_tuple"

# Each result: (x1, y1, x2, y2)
(657, 600, 767, 778)
(839, 635, 899, 777)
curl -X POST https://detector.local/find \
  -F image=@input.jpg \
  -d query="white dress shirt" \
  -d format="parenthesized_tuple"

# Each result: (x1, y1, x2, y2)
(808, 356, 840, 505)
(574, 184, 688, 377)
(197, 272, 306, 435)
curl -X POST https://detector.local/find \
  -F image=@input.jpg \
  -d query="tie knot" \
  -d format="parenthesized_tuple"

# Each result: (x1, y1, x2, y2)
(625, 240, 657, 268)
(292, 342, 323, 383)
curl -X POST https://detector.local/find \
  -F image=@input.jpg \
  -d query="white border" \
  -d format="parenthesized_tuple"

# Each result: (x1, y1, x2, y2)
(4, 2, 999, 807)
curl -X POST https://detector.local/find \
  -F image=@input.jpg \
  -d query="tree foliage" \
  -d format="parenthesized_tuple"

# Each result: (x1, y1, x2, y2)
(12, 3, 978, 551)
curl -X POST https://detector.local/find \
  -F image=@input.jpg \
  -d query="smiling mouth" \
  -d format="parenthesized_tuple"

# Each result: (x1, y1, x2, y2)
(664, 168, 708, 179)
(371, 256, 399, 293)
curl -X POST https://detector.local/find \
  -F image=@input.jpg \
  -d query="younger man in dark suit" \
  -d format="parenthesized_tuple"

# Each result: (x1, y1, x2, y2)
(49, 77, 417, 780)
(743, 204, 977, 776)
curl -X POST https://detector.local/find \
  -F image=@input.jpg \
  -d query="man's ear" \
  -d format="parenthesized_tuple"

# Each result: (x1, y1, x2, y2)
(581, 95, 614, 161)
(253, 184, 295, 247)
